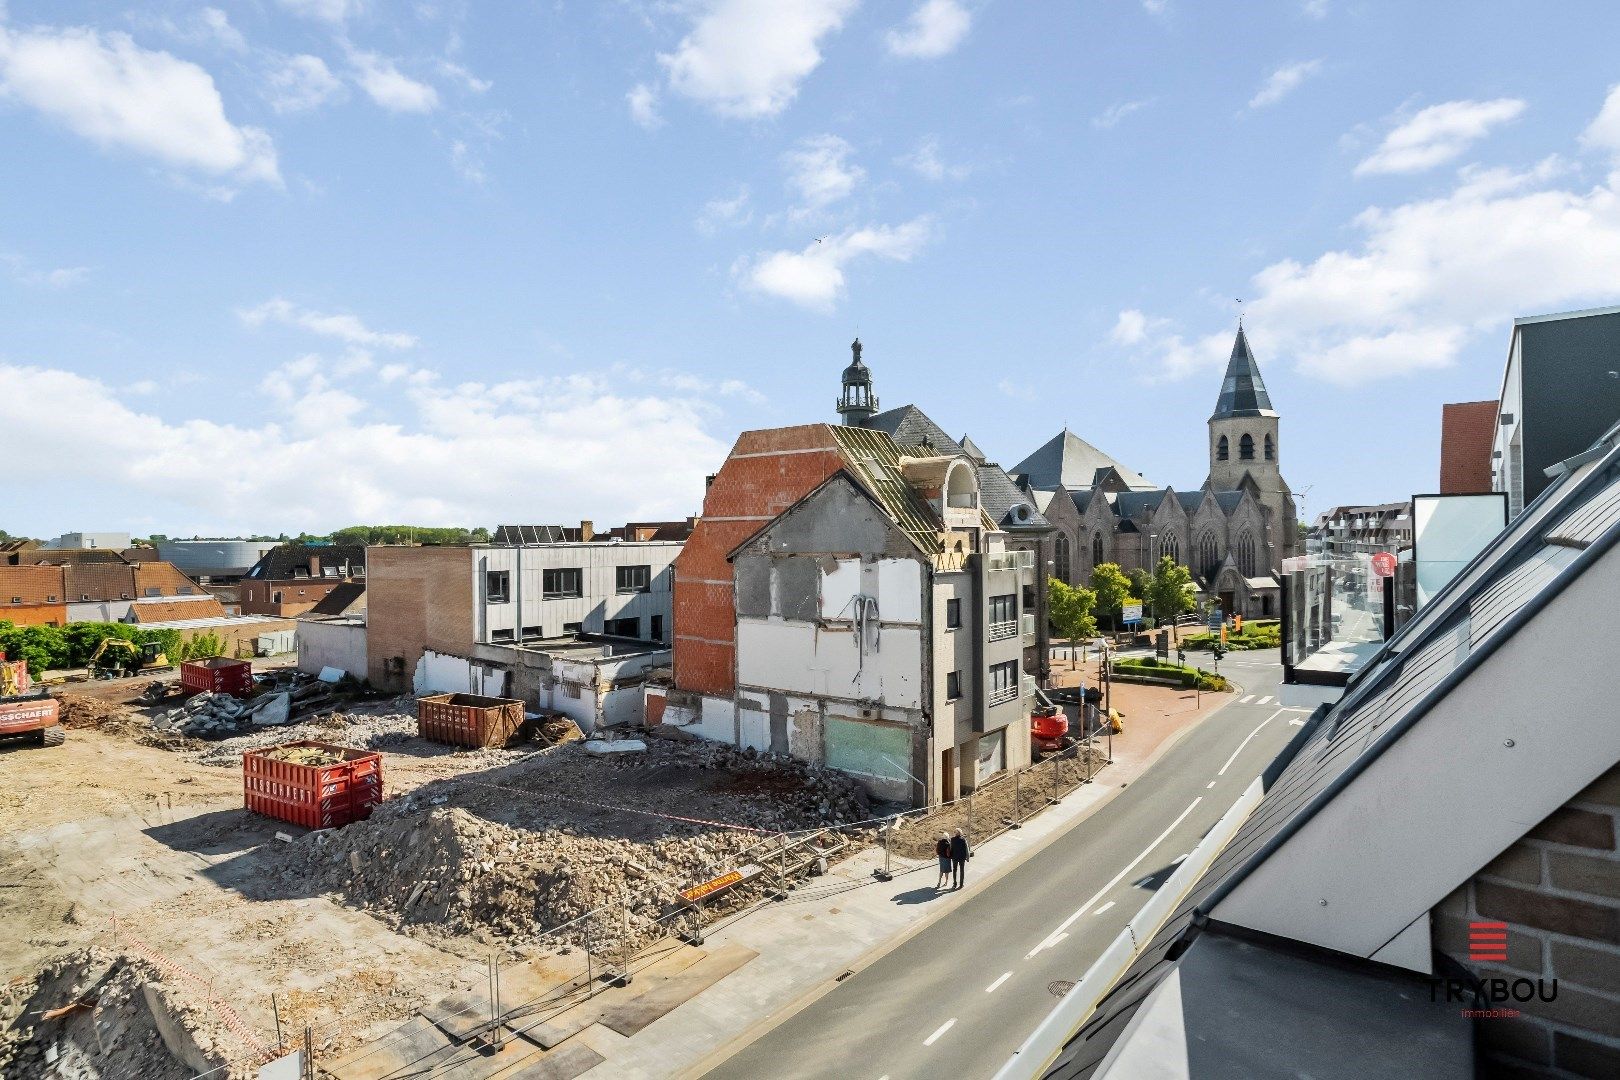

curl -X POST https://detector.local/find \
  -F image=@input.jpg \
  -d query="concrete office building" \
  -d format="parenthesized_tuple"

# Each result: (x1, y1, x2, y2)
(1493, 305, 1620, 517)
(365, 538, 678, 731)
(42, 531, 131, 551)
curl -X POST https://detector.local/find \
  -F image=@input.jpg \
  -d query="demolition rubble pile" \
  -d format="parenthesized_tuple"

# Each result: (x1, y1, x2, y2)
(149, 670, 346, 739)
(188, 710, 422, 767)
(270, 739, 872, 951)
(0, 948, 236, 1080)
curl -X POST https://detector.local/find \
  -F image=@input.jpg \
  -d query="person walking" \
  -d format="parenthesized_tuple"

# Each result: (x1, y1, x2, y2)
(949, 829, 970, 890)
(934, 833, 952, 890)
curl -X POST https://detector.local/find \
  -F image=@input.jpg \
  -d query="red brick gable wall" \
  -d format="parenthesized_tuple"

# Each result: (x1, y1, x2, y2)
(672, 424, 846, 697)
(1440, 400, 1498, 494)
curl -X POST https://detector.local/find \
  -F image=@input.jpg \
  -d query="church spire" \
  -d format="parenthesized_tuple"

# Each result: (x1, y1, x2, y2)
(1210, 325, 1275, 420)
(837, 337, 878, 425)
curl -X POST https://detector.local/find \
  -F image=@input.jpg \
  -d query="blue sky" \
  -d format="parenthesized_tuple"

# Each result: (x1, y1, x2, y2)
(3, 0, 1620, 538)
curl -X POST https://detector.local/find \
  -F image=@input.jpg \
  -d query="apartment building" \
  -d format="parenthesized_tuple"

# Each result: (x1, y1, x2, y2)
(238, 544, 366, 617)
(651, 419, 1041, 807)
(1312, 502, 1412, 557)
(365, 537, 679, 732)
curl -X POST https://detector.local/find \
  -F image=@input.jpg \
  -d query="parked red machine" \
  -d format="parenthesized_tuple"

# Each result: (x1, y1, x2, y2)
(1031, 702, 1068, 757)
(0, 651, 65, 748)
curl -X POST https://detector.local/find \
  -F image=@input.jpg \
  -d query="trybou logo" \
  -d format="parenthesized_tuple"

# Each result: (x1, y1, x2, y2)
(1428, 922, 1558, 1015)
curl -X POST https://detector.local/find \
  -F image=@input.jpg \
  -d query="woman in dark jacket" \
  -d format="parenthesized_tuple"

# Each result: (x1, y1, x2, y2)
(935, 834, 952, 890)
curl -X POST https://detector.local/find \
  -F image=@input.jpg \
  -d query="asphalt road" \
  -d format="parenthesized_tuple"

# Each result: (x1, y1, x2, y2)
(702, 650, 1302, 1080)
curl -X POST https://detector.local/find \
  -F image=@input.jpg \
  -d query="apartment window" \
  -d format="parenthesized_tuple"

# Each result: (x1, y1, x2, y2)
(563, 621, 583, 633)
(945, 598, 962, 629)
(145, 587, 161, 597)
(272, 591, 283, 603)
(989, 594, 1017, 639)
(521, 625, 542, 640)
(293, 568, 309, 579)
(650, 615, 664, 642)
(178, 587, 194, 595)
(605, 617, 640, 637)
(323, 566, 339, 578)
(485, 570, 511, 604)
(988, 660, 1019, 706)
(491, 628, 515, 642)
(616, 564, 651, 593)
(543, 568, 583, 598)
(946, 671, 962, 700)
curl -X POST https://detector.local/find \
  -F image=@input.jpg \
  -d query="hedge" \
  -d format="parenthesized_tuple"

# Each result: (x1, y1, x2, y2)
(1181, 623, 1281, 651)
(1113, 656, 1228, 692)
(0, 621, 220, 675)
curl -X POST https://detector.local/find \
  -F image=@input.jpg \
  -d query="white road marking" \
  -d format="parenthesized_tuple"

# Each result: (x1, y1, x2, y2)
(1239, 694, 1255, 704)
(1257, 695, 1274, 705)
(924, 1019, 956, 1046)
(1095, 901, 1115, 915)
(1289, 718, 1306, 727)
(986, 972, 1012, 993)
(1174, 853, 1189, 863)
(1206, 780, 1217, 789)
(1218, 710, 1284, 776)
(1026, 797, 1204, 958)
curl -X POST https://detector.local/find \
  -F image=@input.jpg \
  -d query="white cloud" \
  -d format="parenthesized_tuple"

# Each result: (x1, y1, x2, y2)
(1248, 59, 1322, 109)
(266, 54, 343, 113)
(239, 298, 418, 349)
(436, 60, 490, 94)
(658, 0, 856, 119)
(1301, 0, 1329, 18)
(1122, 136, 1620, 386)
(1110, 309, 1150, 346)
(885, 0, 972, 60)
(3, 254, 89, 287)
(735, 217, 932, 312)
(449, 140, 485, 184)
(1092, 99, 1150, 130)
(1580, 83, 1620, 160)
(783, 133, 864, 214)
(197, 8, 246, 51)
(0, 24, 280, 187)
(627, 82, 662, 129)
(996, 378, 1035, 402)
(696, 185, 752, 234)
(1355, 98, 1525, 176)
(0, 360, 727, 535)
(348, 49, 439, 112)
(278, 0, 363, 24)
(900, 136, 970, 180)
(1141, 0, 1168, 14)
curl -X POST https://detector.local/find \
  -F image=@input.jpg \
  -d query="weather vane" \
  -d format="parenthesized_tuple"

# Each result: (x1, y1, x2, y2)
(1236, 298, 1244, 328)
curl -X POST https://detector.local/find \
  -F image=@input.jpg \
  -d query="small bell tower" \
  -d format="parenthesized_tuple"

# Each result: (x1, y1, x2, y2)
(837, 338, 878, 425)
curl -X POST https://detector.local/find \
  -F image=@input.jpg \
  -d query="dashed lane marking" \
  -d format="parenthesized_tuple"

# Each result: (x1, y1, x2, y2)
(1207, 781, 1216, 789)
(986, 972, 1012, 993)
(924, 1019, 956, 1046)
(1257, 695, 1274, 705)
(1095, 901, 1115, 915)
(1218, 711, 1284, 776)
(1026, 797, 1204, 958)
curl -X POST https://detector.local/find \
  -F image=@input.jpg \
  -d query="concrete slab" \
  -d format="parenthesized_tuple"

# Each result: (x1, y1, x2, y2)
(424, 990, 494, 1041)
(499, 1042, 606, 1079)
(514, 947, 706, 1049)
(600, 944, 758, 1037)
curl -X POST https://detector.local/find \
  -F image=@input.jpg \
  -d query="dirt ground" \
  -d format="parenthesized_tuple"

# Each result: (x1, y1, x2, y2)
(0, 683, 869, 1075)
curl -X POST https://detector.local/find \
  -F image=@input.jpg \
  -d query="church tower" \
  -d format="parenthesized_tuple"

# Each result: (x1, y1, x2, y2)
(837, 338, 878, 425)
(1206, 325, 1296, 561)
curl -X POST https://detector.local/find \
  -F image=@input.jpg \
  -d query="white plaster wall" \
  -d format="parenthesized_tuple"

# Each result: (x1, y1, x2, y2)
(819, 558, 862, 618)
(738, 706, 770, 752)
(876, 559, 922, 622)
(68, 600, 133, 623)
(691, 694, 736, 744)
(477, 542, 679, 641)
(295, 620, 367, 677)
(601, 686, 644, 728)
(736, 618, 923, 708)
(414, 649, 506, 696)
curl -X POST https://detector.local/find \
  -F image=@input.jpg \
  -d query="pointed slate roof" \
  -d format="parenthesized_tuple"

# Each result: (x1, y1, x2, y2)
(1211, 326, 1277, 420)
(1012, 429, 1154, 493)
(977, 464, 1053, 532)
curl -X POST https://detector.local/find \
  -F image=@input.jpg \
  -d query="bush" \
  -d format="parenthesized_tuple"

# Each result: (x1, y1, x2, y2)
(0, 620, 184, 673)
(1113, 657, 1227, 691)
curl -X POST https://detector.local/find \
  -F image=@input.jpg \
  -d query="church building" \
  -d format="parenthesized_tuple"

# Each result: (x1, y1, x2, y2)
(1011, 326, 1297, 619)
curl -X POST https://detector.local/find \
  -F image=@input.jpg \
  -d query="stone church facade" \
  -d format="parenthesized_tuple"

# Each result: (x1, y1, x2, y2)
(1012, 327, 1297, 618)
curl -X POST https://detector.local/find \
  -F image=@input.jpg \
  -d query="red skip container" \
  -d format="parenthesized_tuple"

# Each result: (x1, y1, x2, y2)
(181, 657, 254, 698)
(417, 693, 525, 748)
(242, 740, 382, 829)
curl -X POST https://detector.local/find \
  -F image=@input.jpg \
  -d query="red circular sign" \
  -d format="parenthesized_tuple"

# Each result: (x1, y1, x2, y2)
(1370, 552, 1397, 578)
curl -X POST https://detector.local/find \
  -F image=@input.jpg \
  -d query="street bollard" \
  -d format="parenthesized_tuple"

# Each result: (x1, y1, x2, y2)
(1012, 771, 1022, 827)
(874, 816, 895, 881)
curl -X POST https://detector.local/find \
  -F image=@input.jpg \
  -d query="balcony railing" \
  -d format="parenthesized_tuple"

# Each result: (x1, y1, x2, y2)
(987, 684, 1018, 707)
(989, 619, 1018, 641)
(986, 549, 1035, 572)
(1021, 614, 1036, 641)
(1021, 675, 1037, 698)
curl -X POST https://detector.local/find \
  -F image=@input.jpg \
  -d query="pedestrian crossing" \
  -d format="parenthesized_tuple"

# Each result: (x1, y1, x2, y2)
(1237, 694, 1276, 705)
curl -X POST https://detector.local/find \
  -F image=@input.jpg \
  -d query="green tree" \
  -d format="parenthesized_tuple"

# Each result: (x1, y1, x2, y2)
(1048, 580, 1098, 668)
(1090, 562, 1134, 632)
(1145, 556, 1196, 643)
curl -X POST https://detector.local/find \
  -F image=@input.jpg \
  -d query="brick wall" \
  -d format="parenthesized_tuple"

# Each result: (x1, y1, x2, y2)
(364, 546, 475, 690)
(1440, 400, 1498, 495)
(671, 425, 845, 697)
(1432, 764, 1620, 1077)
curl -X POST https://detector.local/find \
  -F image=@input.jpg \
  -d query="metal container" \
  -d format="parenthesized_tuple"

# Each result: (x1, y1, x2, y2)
(417, 693, 526, 748)
(242, 740, 382, 829)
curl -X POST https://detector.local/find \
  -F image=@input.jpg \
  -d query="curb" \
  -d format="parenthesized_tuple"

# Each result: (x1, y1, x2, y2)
(677, 689, 1240, 1080)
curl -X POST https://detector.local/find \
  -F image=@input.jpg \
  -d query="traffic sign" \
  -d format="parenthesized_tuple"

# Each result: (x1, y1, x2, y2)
(1207, 608, 1222, 631)
(1122, 602, 1143, 626)
(1370, 552, 1397, 578)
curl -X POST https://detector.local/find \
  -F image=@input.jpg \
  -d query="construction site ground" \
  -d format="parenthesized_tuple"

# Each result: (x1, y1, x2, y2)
(0, 668, 1228, 1078)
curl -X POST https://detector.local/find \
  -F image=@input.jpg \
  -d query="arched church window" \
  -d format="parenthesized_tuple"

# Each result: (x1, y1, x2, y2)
(1217, 435, 1229, 461)
(1235, 530, 1257, 576)
(1264, 434, 1274, 460)
(1054, 534, 1071, 582)
(1158, 532, 1179, 563)
(1092, 533, 1104, 565)
(1197, 531, 1219, 581)
(1239, 434, 1255, 460)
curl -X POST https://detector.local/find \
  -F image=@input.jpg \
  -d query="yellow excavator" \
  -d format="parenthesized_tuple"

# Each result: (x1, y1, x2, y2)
(88, 638, 172, 679)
